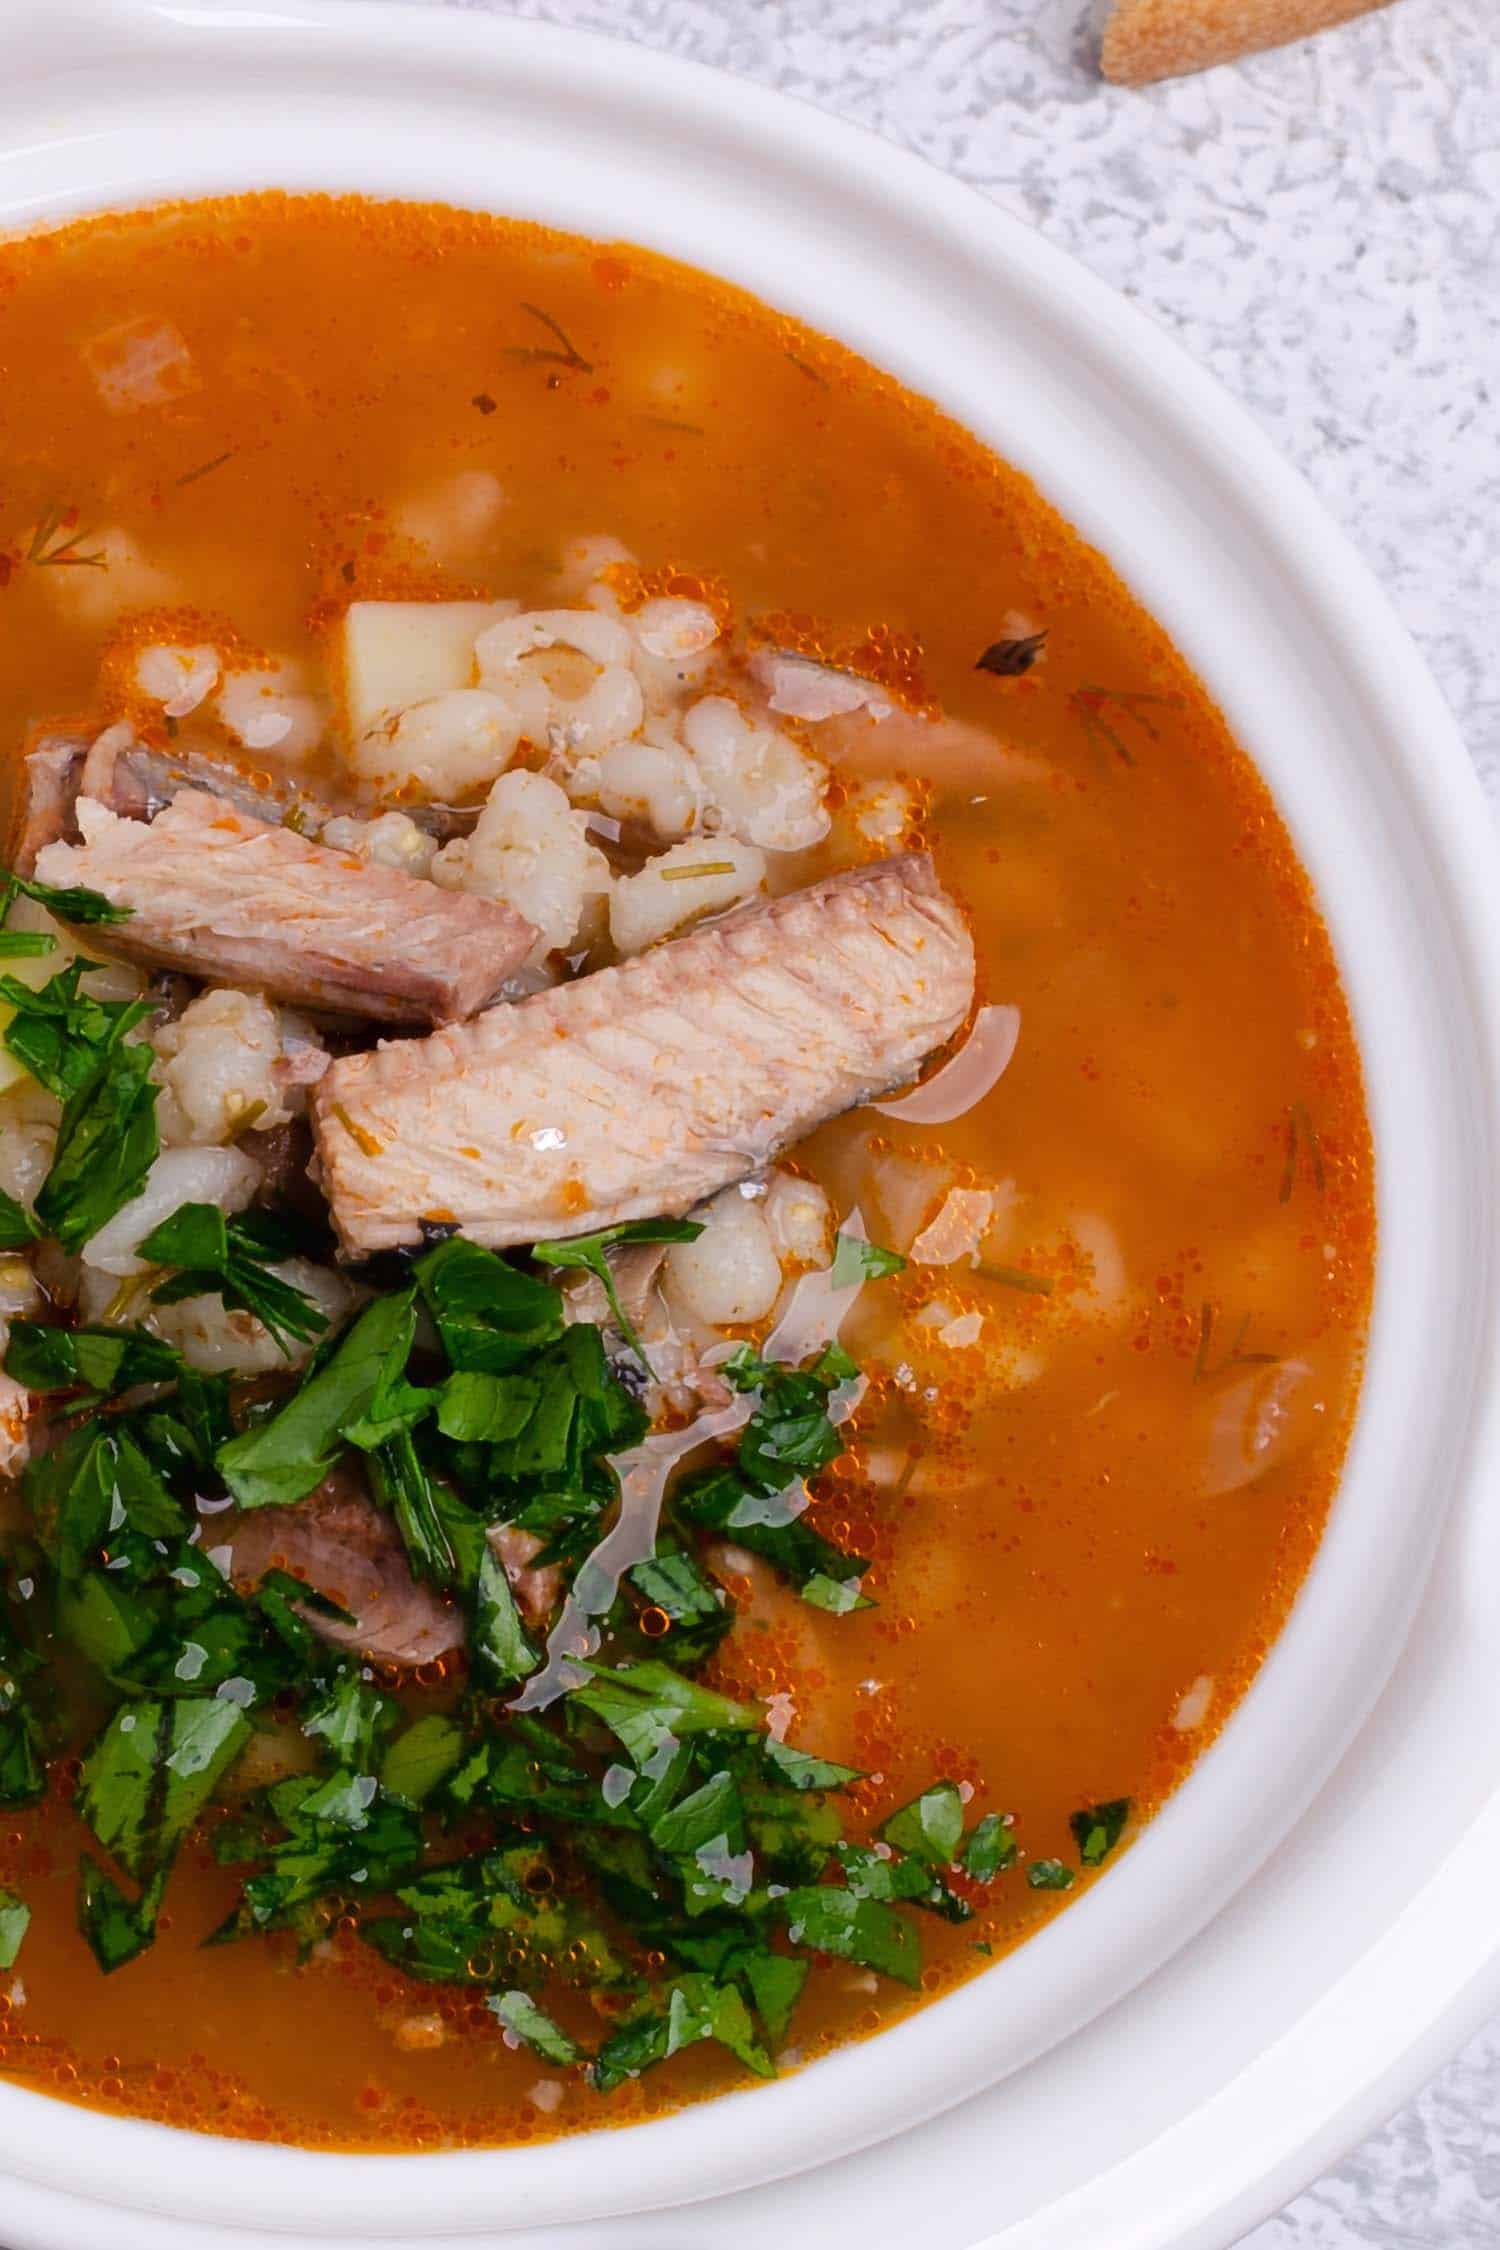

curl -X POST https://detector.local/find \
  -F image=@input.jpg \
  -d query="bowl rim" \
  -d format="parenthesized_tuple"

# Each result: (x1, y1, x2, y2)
(0, 2, 1498, 2244)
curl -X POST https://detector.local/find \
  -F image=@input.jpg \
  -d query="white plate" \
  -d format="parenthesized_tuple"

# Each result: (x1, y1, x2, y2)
(0, 4, 1497, 2246)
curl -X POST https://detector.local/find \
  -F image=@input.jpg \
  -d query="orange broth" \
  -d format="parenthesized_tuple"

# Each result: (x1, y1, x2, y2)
(0, 195, 1373, 2150)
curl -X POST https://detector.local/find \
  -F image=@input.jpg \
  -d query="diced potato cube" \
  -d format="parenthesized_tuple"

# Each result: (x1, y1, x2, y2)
(341, 601, 518, 739)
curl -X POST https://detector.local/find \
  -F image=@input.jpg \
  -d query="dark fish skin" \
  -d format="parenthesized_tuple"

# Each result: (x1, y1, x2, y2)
(79, 727, 483, 842)
(239, 1118, 335, 1233)
(34, 787, 537, 1027)
(312, 851, 977, 1256)
(12, 729, 91, 874)
(80, 730, 330, 830)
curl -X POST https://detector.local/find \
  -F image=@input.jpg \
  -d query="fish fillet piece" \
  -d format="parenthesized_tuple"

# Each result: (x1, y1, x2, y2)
(17, 719, 484, 867)
(33, 790, 536, 1026)
(13, 730, 91, 874)
(208, 1471, 462, 1668)
(312, 851, 976, 1256)
(209, 1469, 559, 1668)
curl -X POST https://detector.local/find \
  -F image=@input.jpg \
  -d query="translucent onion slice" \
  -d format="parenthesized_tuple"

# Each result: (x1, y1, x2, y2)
(873, 1003, 1021, 1125)
(513, 1213, 874, 1712)
(749, 648, 894, 723)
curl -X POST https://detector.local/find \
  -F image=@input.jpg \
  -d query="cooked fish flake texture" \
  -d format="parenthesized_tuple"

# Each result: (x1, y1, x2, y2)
(33, 789, 535, 1026)
(312, 851, 977, 1255)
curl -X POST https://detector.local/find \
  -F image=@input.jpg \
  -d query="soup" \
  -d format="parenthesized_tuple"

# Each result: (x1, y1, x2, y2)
(0, 195, 1373, 2152)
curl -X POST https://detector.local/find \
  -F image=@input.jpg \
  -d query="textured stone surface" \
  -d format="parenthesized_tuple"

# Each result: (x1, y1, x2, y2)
(1247, 2017, 1500, 2247)
(426, 0, 1499, 809)
(440, 0, 1500, 2237)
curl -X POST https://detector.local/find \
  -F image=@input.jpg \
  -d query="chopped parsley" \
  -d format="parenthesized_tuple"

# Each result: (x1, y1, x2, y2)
(1025, 1859, 1075, 1892)
(415, 1235, 564, 1372)
(0, 1190, 38, 1252)
(532, 1216, 703, 1373)
(674, 1342, 871, 1610)
(625, 1542, 731, 1665)
(0, 871, 131, 929)
(0, 1888, 28, 1969)
(962, 1813, 1017, 1881)
(1070, 1797, 1131, 1867)
(489, 1988, 584, 2067)
(829, 1231, 906, 1286)
(0, 1599, 46, 1811)
(76, 1696, 251, 1968)
(216, 1289, 420, 1509)
(473, 1545, 541, 1688)
(140, 1203, 329, 1357)
(0, 958, 160, 1251)
(4, 1319, 184, 1405)
(379, 1713, 465, 1807)
(879, 1781, 965, 1867)
(592, 1975, 773, 2092)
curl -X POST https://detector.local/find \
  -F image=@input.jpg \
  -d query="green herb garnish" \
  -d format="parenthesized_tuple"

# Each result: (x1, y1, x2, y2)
(216, 1289, 418, 1509)
(532, 1217, 703, 1375)
(0, 957, 159, 1251)
(1069, 1797, 1131, 1867)
(829, 1232, 906, 1286)
(379, 1714, 465, 1808)
(0, 1888, 28, 1969)
(0, 1600, 46, 1812)
(0, 1191, 38, 1252)
(626, 1543, 731, 1665)
(782, 1887, 922, 1987)
(961, 1813, 1016, 1881)
(1, 870, 132, 928)
(675, 1343, 870, 1611)
(76, 1697, 251, 1969)
(592, 1975, 773, 2092)
(1025, 1859, 1075, 1892)
(878, 1781, 965, 1867)
(141, 1204, 329, 1357)
(4, 1319, 184, 1407)
(415, 1235, 564, 1372)
(473, 1545, 542, 1689)
(489, 1988, 584, 2066)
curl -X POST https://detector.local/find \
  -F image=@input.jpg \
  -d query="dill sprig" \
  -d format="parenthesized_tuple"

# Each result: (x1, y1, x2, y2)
(175, 449, 236, 488)
(504, 303, 593, 373)
(26, 501, 107, 571)
(1069, 683, 1182, 767)
(1279, 1101, 1325, 1205)
(1191, 1302, 1278, 1384)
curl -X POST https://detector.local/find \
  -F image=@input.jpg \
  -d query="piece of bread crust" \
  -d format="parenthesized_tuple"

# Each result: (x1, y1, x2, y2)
(1101, 0, 1393, 84)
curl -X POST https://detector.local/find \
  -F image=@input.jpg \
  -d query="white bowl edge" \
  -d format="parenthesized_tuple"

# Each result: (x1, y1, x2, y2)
(0, 3, 1494, 2245)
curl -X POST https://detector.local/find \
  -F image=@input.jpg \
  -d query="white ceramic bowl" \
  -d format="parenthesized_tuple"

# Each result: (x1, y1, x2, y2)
(1, 6, 1497, 2247)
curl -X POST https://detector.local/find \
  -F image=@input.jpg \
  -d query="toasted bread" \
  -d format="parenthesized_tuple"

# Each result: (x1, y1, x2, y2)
(1101, 0, 1393, 84)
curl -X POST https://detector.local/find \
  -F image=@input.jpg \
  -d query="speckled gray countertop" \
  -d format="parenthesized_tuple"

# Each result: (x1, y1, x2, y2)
(424, 2, 1498, 2240)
